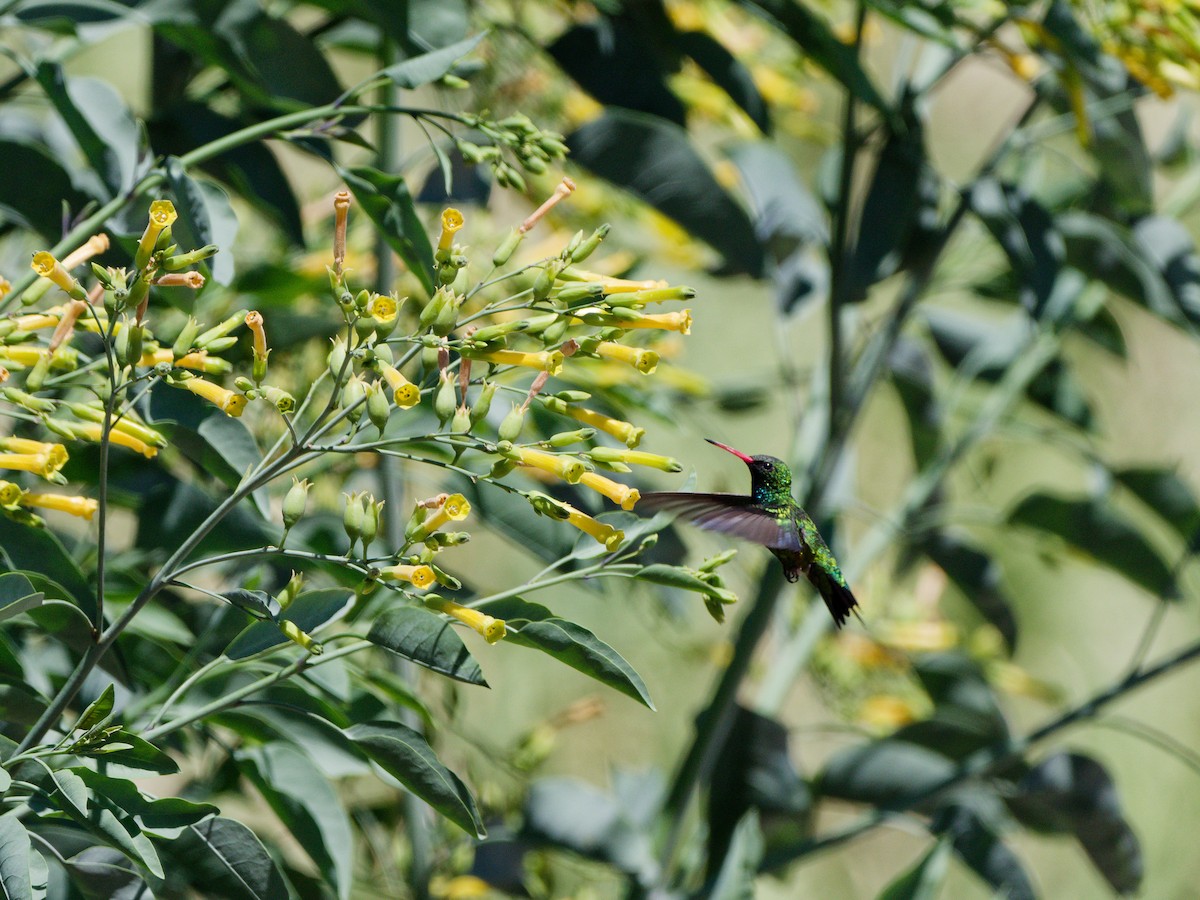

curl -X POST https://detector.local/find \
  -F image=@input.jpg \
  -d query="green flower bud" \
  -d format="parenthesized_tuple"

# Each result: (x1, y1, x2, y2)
(2, 388, 55, 414)
(172, 316, 202, 360)
(555, 283, 606, 305)
(371, 342, 394, 367)
(361, 495, 381, 552)
(328, 338, 348, 378)
(261, 385, 295, 413)
(204, 336, 238, 353)
(490, 457, 517, 478)
(277, 571, 305, 611)
(113, 327, 132, 371)
(451, 405, 472, 434)
(431, 292, 461, 337)
(418, 287, 451, 330)
(497, 403, 526, 442)
(195, 312, 245, 349)
(554, 390, 592, 403)
(470, 320, 530, 343)
(548, 428, 595, 447)
(160, 244, 218, 272)
(540, 317, 570, 346)
(429, 530, 471, 547)
(493, 227, 524, 267)
(533, 260, 562, 301)
(570, 224, 610, 263)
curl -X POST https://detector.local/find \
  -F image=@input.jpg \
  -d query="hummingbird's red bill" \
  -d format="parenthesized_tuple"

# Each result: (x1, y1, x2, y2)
(706, 438, 754, 464)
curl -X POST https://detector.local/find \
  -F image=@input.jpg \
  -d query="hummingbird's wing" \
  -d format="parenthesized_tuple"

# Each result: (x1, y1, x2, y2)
(639, 492, 802, 551)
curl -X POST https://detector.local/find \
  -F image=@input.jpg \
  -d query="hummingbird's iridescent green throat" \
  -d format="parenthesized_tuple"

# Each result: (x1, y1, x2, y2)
(640, 440, 860, 627)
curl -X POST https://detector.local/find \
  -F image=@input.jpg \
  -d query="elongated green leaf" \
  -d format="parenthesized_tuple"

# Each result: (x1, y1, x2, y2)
(480, 597, 654, 709)
(156, 817, 289, 900)
(0, 574, 43, 625)
(75, 683, 115, 732)
(382, 33, 485, 89)
(819, 740, 955, 808)
(164, 156, 238, 285)
(919, 535, 1016, 650)
(675, 31, 769, 133)
(346, 721, 485, 837)
(738, 0, 889, 113)
(0, 517, 96, 619)
(338, 165, 435, 295)
(0, 815, 33, 900)
(0, 138, 94, 240)
(50, 769, 164, 879)
(0, 678, 48, 727)
(1114, 467, 1200, 544)
(72, 769, 217, 838)
(567, 110, 764, 277)
(82, 730, 179, 775)
(549, 22, 685, 124)
(239, 744, 353, 899)
(368, 606, 486, 685)
(228, 14, 343, 106)
(709, 811, 763, 900)
(1009, 493, 1176, 597)
(933, 805, 1034, 900)
(1005, 752, 1142, 894)
(879, 838, 953, 900)
(225, 589, 351, 660)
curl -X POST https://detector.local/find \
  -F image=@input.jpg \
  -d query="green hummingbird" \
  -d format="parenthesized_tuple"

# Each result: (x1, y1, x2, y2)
(639, 439, 860, 627)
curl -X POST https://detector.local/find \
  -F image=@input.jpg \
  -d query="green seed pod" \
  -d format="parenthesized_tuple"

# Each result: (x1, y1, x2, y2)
(341, 375, 366, 422)
(328, 338, 348, 379)
(571, 224, 610, 263)
(354, 315, 376, 339)
(361, 495, 380, 551)
(497, 403, 526, 442)
(434, 371, 457, 425)
(172, 316, 202, 360)
(548, 428, 595, 447)
(451, 405, 472, 434)
(493, 228, 524, 267)
(282, 478, 312, 533)
(24, 353, 52, 391)
(366, 381, 390, 433)
(470, 381, 498, 424)
(343, 492, 365, 550)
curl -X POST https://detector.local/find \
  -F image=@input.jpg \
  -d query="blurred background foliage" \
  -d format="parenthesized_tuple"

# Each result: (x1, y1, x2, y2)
(4, 0, 1200, 897)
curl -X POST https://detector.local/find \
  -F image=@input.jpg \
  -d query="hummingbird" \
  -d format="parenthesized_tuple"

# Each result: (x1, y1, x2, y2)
(639, 439, 860, 627)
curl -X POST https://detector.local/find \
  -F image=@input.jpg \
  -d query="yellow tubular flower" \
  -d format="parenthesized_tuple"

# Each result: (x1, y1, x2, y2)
(30, 252, 86, 300)
(61, 234, 109, 270)
(438, 208, 464, 251)
(508, 446, 586, 483)
(590, 447, 682, 472)
(64, 421, 158, 458)
(623, 286, 696, 304)
(153, 272, 205, 289)
(0, 450, 68, 481)
(544, 399, 644, 448)
(0, 437, 60, 456)
(134, 200, 178, 268)
(466, 347, 564, 375)
(0, 347, 49, 368)
(378, 564, 437, 590)
(562, 502, 624, 550)
(245, 311, 267, 358)
(13, 313, 60, 331)
(593, 341, 659, 375)
(0, 480, 24, 508)
(579, 471, 640, 510)
(178, 377, 247, 417)
(21, 492, 98, 521)
(368, 293, 399, 327)
(140, 349, 231, 374)
(378, 363, 421, 409)
(417, 493, 472, 535)
(426, 596, 507, 644)
(612, 310, 692, 334)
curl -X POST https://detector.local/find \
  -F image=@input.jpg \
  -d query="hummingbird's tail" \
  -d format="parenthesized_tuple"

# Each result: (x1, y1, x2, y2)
(806, 566, 859, 628)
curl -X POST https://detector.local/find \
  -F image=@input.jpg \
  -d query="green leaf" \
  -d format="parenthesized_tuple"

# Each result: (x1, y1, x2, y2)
(675, 31, 769, 133)
(345, 720, 485, 837)
(338, 165, 435, 295)
(708, 811, 764, 900)
(0, 815, 34, 900)
(819, 740, 955, 808)
(367, 606, 487, 685)
(81, 730, 179, 775)
(1005, 752, 1142, 894)
(480, 597, 654, 709)
(164, 156, 239, 286)
(75, 683, 115, 733)
(567, 110, 764, 277)
(549, 22, 685, 124)
(0, 138, 94, 240)
(737, 0, 889, 114)
(238, 743, 354, 900)
(0, 574, 43, 625)
(155, 817, 289, 900)
(888, 337, 943, 469)
(228, 14, 343, 106)
(933, 804, 1034, 900)
(381, 33, 486, 89)
(222, 589, 279, 622)
(225, 589, 351, 660)
(0, 517, 96, 619)
(72, 769, 217, 838)
(33, 63, 139, 196)
(920, 535, 1016, 650)
(878, 838, 952, 900)
(0, 678, 48, 727)
(1114, 467, 1200, 544)
(49, 768, 164, 879)
(1009, 492, 1177, 597)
